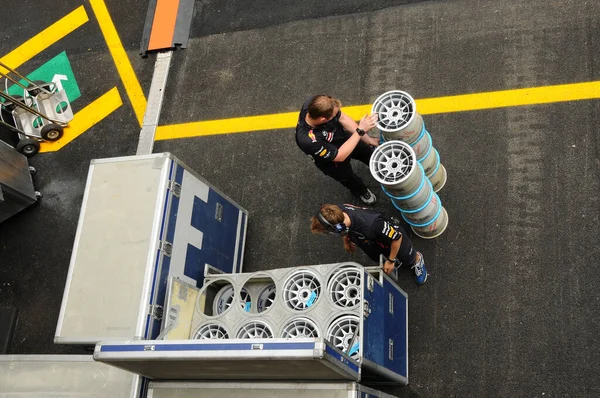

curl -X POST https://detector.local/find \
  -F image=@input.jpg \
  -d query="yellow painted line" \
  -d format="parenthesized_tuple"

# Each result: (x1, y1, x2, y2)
(40, 87, 123, 152)
(89, 0, 146, 126)
(417, 81, 600, 115)
(0, 6, 89, 72)
(155, 80, 600, 141)
(156, 112, 299, 140)
(331, 81, 600, 118)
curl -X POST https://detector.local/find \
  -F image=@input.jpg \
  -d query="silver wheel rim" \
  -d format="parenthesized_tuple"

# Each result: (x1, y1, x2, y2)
(371, 90, 416, 132)
(236, 321, 273, 339)
(327, 315, 361, 359)
(213, 285, 249, 314)
(240, 288, 252, 312)
(282, 317, 320, 338)
(257, 284, 276, 313)
(194, 323, 228, 339)
(328, 268, 361, 308)
(370, 141, 416, 185)
(283, 270, 321, 310)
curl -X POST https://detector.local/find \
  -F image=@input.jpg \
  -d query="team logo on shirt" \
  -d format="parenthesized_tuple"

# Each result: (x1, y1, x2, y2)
(308, 130, 316, 142)
(320, 130, 334, 142)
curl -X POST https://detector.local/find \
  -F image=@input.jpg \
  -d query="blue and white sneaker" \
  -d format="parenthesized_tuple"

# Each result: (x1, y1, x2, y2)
(411, 252, 427, 285)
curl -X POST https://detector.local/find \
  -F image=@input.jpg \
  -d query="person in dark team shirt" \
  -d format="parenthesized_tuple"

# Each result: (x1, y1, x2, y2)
(311, 203, 428, 285)
(296, 95, 379, 205)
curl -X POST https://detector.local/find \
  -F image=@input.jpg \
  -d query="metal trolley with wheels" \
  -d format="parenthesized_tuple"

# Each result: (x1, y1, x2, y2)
(0, 61, 74, 157)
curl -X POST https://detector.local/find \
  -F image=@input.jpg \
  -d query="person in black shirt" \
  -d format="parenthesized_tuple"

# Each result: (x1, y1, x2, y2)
(311, 203, 428, 285)
(296, 95, 379, 205)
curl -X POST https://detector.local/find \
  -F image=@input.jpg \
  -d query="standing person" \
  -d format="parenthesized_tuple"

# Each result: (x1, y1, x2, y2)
(311, 203, 428, 284)
(296, 95, 380, 205)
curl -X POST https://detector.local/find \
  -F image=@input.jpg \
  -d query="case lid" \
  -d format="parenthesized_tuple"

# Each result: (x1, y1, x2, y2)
(94, 338, 359, 381)
(55, 154, 172, 344)
(56, 153, 249, 345)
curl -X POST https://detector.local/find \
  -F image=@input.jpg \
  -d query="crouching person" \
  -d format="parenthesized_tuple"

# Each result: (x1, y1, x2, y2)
(311, 203, 427, 284)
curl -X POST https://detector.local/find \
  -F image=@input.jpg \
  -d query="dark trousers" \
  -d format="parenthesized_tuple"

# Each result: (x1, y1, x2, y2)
(357, 224, 417, 267)
(315, 141, 374, 196)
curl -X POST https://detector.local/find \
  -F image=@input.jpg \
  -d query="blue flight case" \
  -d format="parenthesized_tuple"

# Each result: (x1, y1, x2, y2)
(93, 265, 408, 385)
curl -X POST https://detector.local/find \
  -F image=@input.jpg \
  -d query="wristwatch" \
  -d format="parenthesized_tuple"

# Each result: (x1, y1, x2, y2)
(356, 128, 366, 136)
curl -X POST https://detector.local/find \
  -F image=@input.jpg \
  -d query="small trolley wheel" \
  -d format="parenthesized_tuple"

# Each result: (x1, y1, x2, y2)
(29, 166, 36, 175)
(35, 191, 42, 199)
(40, 123, 64, 141)
(16, 139, 40, 157)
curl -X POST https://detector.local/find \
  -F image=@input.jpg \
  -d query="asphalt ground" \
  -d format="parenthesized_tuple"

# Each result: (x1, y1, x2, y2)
(1, 0, 600, 397)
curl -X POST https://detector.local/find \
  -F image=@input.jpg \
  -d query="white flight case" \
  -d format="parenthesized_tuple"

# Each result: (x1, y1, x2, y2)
(0, 355, 138, 397)
(54, 153, 248, 345)
(147, 381, 397, 398)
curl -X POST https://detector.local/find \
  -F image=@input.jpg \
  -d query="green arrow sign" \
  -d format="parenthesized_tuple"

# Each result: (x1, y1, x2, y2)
(7, 51, 80, 103)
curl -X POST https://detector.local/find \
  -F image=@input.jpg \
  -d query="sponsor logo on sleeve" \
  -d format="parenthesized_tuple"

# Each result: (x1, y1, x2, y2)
(343, 204, 365, 210)
(382, 222, 399, 239)
(308, 130, 316, 142)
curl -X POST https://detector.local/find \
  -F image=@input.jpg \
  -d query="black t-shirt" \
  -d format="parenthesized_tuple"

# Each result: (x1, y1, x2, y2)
(295, 97, 351, 163)
(338, 203, 402, 252)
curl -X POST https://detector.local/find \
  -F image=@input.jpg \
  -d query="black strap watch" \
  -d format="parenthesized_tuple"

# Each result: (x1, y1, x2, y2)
(356, 128, 366, 136)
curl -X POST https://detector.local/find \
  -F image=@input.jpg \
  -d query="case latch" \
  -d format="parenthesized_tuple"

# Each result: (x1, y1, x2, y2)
(169, 181, 181, 197)
(215, 202, 223, 222)
(363, 300, 371, 318)
(160, 241, 173, 257)
(149, 304, 164, 321)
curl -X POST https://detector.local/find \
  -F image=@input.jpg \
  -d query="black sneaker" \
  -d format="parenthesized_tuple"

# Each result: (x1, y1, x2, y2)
(359, 189, 377, 205)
